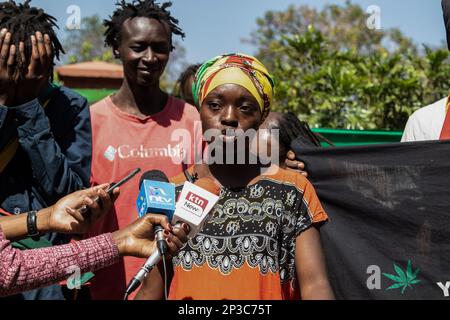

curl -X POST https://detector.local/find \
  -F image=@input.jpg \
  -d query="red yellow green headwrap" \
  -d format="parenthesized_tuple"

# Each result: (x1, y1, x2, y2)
(193, 53, 275, 122)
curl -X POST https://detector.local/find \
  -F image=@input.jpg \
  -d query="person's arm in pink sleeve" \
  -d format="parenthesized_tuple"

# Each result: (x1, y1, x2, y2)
(0, 229, 119, 297)
(0, 213, 188, 298)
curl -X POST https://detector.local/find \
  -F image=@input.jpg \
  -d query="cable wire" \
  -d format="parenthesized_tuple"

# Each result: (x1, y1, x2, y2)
(162, 256, 169, 300)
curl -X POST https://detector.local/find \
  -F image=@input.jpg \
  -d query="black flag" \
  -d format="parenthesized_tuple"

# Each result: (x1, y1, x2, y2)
(443, 0, 450, 50)
(292, 139, 450, 300)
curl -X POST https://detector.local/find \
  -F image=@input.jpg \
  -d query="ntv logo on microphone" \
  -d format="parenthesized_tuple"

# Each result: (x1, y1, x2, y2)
(182, 192, 208, 217)
(137, 181, 175, 218)
(148, 186, 170, 203)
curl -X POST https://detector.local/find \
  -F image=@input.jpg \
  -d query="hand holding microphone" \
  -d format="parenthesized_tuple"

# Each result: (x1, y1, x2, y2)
(136, 170, 175, 256)
(111, 214, 188, 259)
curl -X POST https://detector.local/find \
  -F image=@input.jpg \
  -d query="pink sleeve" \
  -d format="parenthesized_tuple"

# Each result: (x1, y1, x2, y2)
(0, 228, 119, 297)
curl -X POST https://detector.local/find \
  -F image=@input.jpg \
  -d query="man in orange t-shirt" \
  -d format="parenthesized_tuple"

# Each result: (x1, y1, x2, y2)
(86, 0, 201, 300)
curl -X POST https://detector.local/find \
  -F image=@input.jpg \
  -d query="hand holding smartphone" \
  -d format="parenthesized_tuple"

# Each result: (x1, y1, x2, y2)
(79, 168, 141, 214)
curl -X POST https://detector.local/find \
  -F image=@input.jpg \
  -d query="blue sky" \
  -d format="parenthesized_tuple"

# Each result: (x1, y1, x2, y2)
(31, 0, 447, 64)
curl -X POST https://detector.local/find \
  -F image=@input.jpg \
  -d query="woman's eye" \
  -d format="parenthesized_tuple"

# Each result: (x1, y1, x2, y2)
(208, 102, 221, 110)
(240, 105, 255, 113)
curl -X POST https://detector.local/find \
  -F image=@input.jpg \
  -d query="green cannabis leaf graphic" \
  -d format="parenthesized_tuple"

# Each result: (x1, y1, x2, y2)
(383, 260, 421, 294)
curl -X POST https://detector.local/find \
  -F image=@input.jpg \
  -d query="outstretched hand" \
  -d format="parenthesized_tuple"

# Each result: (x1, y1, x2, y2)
(41, 184, 120, 235)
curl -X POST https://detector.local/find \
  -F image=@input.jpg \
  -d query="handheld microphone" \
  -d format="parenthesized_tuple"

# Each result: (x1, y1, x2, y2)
(171, 178, 221, 238)
(137, 170, 176, 219)
(124, 177, 221, 298)
(136, 170, 176, 256)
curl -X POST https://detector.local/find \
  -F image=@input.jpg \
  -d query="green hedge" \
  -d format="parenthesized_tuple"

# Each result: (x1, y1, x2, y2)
(313, 128, 403, 146)
(74, 88, 116, 104)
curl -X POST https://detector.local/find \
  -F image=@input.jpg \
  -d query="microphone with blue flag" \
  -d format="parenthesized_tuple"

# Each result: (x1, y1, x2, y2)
(136, 170, 176, 221)
(136, 170, 175, 262)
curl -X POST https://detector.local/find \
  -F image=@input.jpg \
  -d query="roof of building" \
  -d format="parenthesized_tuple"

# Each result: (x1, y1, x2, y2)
(56, 61, 123, 79)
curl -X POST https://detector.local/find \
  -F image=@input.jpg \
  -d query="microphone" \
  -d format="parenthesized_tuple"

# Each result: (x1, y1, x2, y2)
(124, 177, 221, 298)
(171, 178, 221, 238)
(136, 170, 176, 256)
(137, 170, 176, 219)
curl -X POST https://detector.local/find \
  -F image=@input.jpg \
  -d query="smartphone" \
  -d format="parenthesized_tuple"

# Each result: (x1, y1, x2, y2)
(79, 168, 141, 214)
(106, 168, 142, 195)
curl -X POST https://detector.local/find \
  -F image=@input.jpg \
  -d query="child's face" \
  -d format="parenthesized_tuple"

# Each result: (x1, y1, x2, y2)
(117, 17, 171, 87)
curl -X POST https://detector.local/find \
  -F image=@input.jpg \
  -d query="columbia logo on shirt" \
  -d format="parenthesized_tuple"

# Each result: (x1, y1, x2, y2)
(104, 146, 118, 162)
(103, 144, 185, 162)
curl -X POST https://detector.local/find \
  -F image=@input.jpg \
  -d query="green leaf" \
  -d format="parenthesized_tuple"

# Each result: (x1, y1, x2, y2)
(384, 261, 421, 294)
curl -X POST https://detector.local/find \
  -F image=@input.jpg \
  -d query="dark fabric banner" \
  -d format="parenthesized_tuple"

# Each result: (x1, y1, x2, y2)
(292, 139, 450, 300)
(443, 0, 450, 50)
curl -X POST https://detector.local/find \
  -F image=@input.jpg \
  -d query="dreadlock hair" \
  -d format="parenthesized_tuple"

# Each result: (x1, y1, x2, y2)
(0, 0, 64, 81)
(272, 112, 323, 149)
(104, 0, 185, 55)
